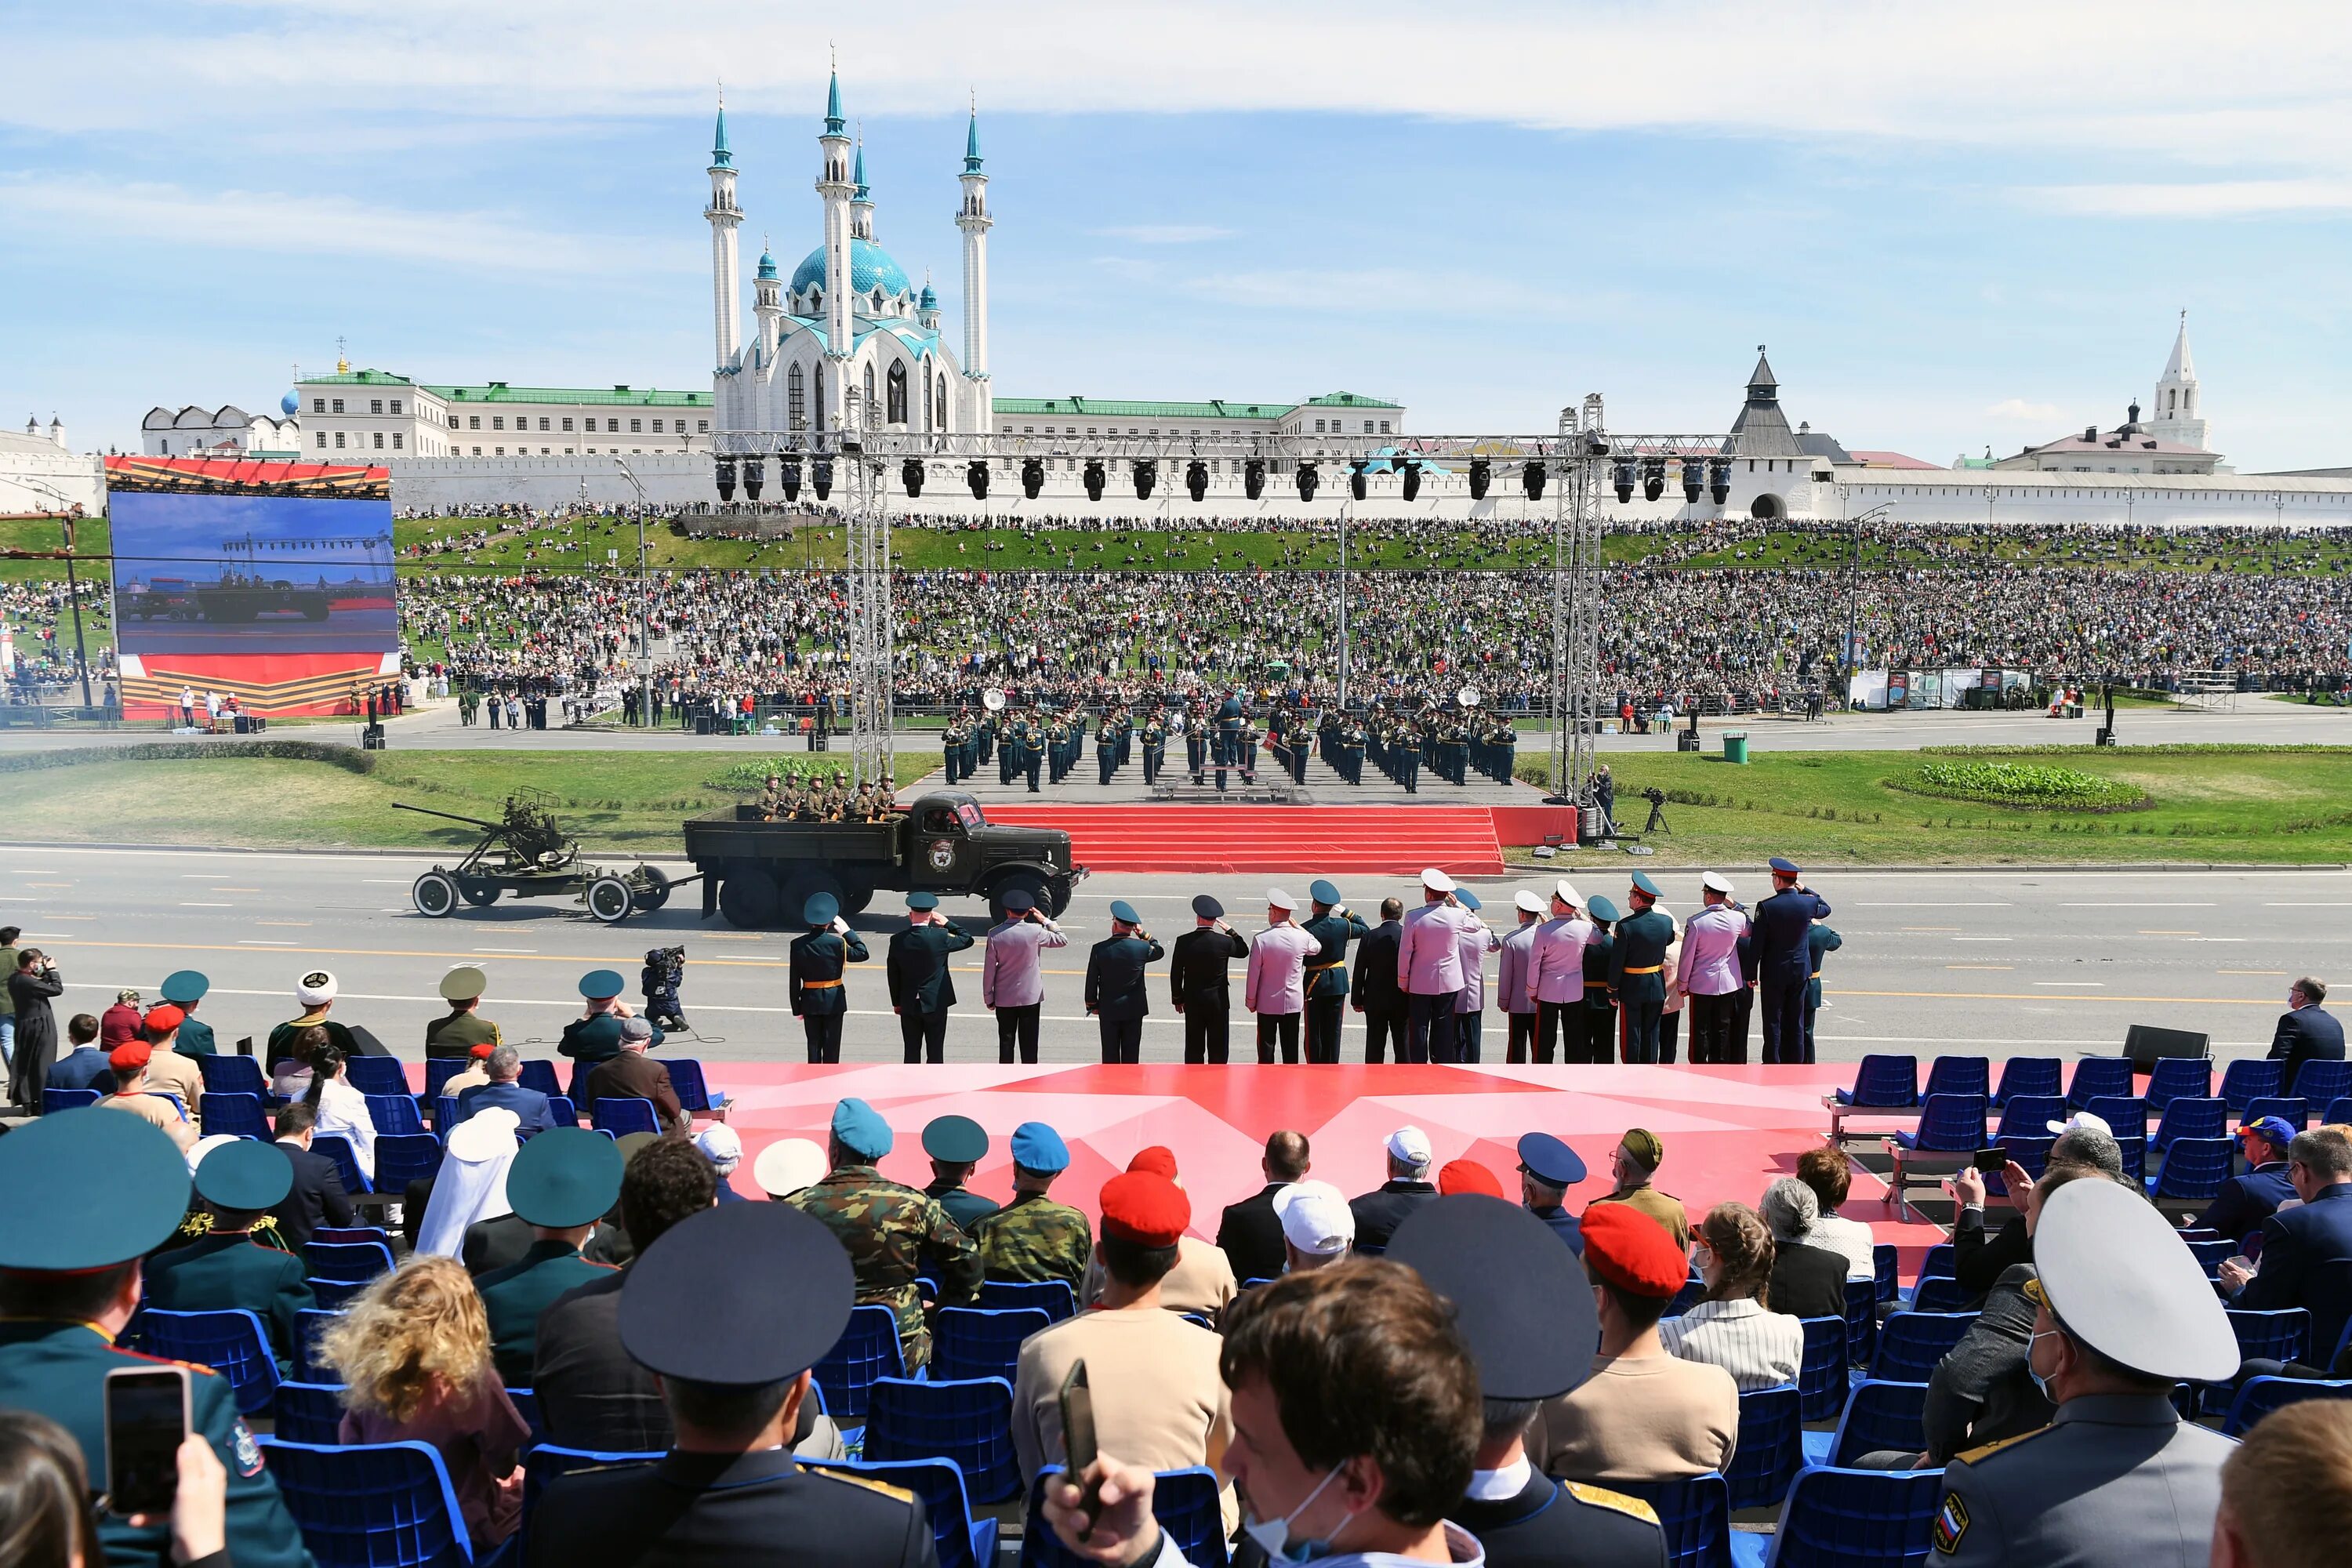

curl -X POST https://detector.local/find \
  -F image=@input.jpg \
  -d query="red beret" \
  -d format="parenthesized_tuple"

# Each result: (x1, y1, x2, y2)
(469, 1042, 496, 1060)
(1581, 1202, 1688, 1298)
(1099, 1171, 1190, 1248)
(1437, 1159, 1504, 1198)
(142, 1004, 186, 1036)
(1127, 1145, 1179, 1178)
(109, 1041, 153, 1073)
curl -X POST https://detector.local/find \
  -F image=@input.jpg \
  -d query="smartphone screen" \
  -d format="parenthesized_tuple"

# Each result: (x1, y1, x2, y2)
(1973, 1148, 2007, 1174)
(104, 1367, 190, 1518)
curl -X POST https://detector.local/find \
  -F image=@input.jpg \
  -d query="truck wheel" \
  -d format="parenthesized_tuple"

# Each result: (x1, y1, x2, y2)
(1046, 878, 1074, 918)
(412, 870, 459, 918)
(458, 878, 501, 907)
(586, 874, 633, 924)
(777, 868, 845, 927)
(717, 867, 780, 929)
(988, 872, 1051, 924)
(836, 870, 876, 917)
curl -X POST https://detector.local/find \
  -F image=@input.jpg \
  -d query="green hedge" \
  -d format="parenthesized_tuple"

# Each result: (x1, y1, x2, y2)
(1894, 760, 2145, 811)
(0, 741, 381, 777)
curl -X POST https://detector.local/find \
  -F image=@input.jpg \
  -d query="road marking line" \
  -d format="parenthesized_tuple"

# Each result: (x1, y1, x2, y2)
(1947, 965, 2013, 971)
(2140, 930, 2200, 935)
(2034, 982, 2105, 988)
(24, 881, 70, 887)
(1856, 902, 2012, 908)
(2217, 970, 2287, 976)
(1951, 937, 2012, 942)
(256, 920, 310, 927)
(2066, 902, 2213, 907)
(179, 902, 231, 908)
(238, 939, 298, 946)
(212, 887, 262, 893)
(472, 948, 538, 954)
(1903, 927, 1962, 932)
(1834, 989, 2277, 1006)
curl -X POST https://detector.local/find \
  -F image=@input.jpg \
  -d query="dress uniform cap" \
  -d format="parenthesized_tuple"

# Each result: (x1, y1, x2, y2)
(2032, 1177, 2241, 1381)
(445, 1106, 521, 1163)
(619, 1202, 854, 1385)
(1628, 871, 1661, 898)
(1272, 1181, 1355, 1255)
(1421, 867, 1457, 893)
(1553, 880, 1584, 909)
(142, 1004, 185, 1036)
(1309, 880, 1342, 906)
(1621, 1127, 1665, 1170)
(753, 1137, 829, 1199)
(1100, 1171, 1191, 1247)
(1109, 900, 1142, 926)
(1580, 1202, 1688, 1298)
(1388, 1194, 1599, 1400)
(506, 1126, 626, 1228)
(1437, 1159, 1504, 1198)
(1001, 889, 1035, 913)
(1585, 895, 1621, 923)
(578, 968, 626, 1000)
(923, 1115, 990, 1163)
(1700, 872, 1734, 895)
(1128, 1146, 1179, 1178)
(830, 1098, 895, 1160)
(1265, 887, 1297, 913)
(160, 969, 209, 1004)
(0, 1109, 191, 1271)
(1456, 889, 1482, 912)
(1515, 1132, 1587, 1188)
(801, 891, 839, 926)
(1191, 895, 1224, 920)
(1768, 857, 1801, 876)
(907, 891, 939, 911)
(294, 970, 338, 1007)
(194, 1137, 294, 1211)
(1513, 888, 1545, 914)
(1011, 1121, 1069, 1174)
(438, 965, 488, 1003)
(109, 1041, 151, 1073)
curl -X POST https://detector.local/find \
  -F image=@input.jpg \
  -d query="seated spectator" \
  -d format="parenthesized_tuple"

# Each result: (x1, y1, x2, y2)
(1951, 1117, 2125, 1297)
(1348, 1126, 1438, 1251)
(304, 1042, 377, 1186)
(1584, 1128, 1689, 1250)
(2220, 1128, 2352, 1371)
(1216, 1130, 1308, 1284)
(1272, 1180, 1355, 1272)
(0, 1408, 107, 1568)
(268, 1101, 355, 1256)
(1661, 1203, 1802, 1391)
(581, 1019, 685, 1131)
(96, 1043, 196, 1154)
(456, 1046, 558, 1134)
(42, 1014, 108, 1095)
(695, 1125, 748, 1203)
(440, 1042, 496, 1098)
(973, 1122, 1092, 1287)
(416, 1108, 524, 1268)
(1516, 1134, 1587, 1253)
(268, 1025, 321, 1102)
(1795, 1145, 1876, 1279)
(475, 1129, 622, 1385)
(100, 989, 143, 1051)
(322, 1255, 531, 1547)
(2212, 1399, 2352, 1568)
(136, 1005, 205, 1130)
(1532, 1204, 1738, 1481)
(2198, 1116, 2299, 1248)
(146, 1140, 313, 1367)
(1080, 1148, 1240, 1321)
(267, 969, 360, 1068)
(1759, 1178, 1849, 1320)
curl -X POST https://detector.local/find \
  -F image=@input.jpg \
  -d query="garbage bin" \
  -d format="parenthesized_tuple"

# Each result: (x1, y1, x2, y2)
(1722, 731, 1750, 764)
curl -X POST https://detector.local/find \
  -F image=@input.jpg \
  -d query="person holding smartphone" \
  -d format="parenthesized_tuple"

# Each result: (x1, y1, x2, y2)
(0, 1112, 310, 1568)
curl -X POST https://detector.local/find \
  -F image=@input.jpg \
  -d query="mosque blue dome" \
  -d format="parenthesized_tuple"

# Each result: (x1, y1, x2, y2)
(281, 390, 300, 416)
(790, 237, 913, 302)
(756, 249, 779, 281)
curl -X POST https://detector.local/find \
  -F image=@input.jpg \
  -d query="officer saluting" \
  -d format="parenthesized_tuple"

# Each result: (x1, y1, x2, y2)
(886, 891, 973, 1065)
(1752, 857, 1831, 1064)
(1610, 873, 1676, 1065)
(1170, 895, 1249, 1065)
(528, 1201, 938, 1567)
(0, 1114, 312, 1568)
(789, 891, 869, 1065)
(1085, 901, 1165, 1065)
(1931, 1177, 2241, 1567)
(1388, 1193, 1666, 1568)
(1299, 879, 1371, 1065)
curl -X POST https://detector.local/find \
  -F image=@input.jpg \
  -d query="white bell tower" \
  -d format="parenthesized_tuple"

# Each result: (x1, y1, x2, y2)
(2149, 310, 2207, 451)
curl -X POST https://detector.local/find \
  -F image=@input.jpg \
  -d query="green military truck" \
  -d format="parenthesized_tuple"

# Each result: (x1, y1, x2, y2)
(683, 788, 1085, 929)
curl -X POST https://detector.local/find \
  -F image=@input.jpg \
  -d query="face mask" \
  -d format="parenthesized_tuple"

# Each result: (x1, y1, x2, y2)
(1243, 1465, 1351, 1563)
(2027, 1329, 2062, 1403)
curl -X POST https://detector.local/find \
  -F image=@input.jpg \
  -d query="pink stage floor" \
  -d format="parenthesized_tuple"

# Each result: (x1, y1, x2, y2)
(706, 1062, 1946, 1275)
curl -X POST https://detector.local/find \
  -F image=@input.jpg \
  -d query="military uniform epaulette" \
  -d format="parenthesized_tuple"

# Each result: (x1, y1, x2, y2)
(1953, 1424, 2053, 1467)
(815, 1468, 920, 1507)
(1565, 1481, 1659, 1525)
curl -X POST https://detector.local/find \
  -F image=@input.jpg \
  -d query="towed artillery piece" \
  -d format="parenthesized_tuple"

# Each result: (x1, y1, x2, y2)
(395, 790, 692, 924)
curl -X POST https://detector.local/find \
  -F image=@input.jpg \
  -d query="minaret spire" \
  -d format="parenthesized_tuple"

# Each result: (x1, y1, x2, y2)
(704, 80, 744, 372)
(956, 94, 993, 432)
(815, 59, 855, 428)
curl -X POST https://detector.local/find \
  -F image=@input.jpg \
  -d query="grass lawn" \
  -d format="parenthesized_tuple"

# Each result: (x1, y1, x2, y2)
(1510, 745, 2352, 866)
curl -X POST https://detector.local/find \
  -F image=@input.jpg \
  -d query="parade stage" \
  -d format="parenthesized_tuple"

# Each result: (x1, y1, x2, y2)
(706, 1061, 1945, 1272)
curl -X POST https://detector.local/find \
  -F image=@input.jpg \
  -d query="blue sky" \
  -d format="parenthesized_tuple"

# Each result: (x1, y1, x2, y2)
(6, 1, 2351, 470)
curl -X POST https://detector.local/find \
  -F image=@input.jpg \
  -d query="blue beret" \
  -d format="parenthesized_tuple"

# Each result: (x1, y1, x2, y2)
(831, 1098, 893, 1160)
(1011, 1121, 1069, 1174)
(195, 1138, 293, 1210)
(1192, 895, 1224, 919)
(0, 1112, 190, 1270)
(1388, 1195, 1596, 1400)
(1515, 1132, 1588, 1189)
(506, 1127, 626, 1228)
(160, 969, 209, 1004)
(1629, 871, 1661, 898)
(803, 891, 839, 926)
(922, 1114, 988, 1163)
(1001, 888, 1035, 913)
(1309, 879, 1342, 906)
(1769, 857, 1800, 876)
(907, 890, 939, 910)
(1109, 900, 1142, 925)
(1584, 895, 1621, 923)
(579, 968, 626, 1000)
(1456, 889, 1482, 912)
(620, 1203, 853, 1385)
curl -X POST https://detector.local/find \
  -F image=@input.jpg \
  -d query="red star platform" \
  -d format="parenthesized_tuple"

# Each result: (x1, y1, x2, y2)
(696, 1061, 1944, 1276)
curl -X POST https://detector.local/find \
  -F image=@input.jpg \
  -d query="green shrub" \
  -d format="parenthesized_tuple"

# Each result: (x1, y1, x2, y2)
(1895, 760, 2144, 811)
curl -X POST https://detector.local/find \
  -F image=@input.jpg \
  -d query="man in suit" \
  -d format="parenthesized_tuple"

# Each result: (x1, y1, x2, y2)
(1751, 858, 1831, 1064)
(528, 1202, 931, 1568)
(457, 1044, 561, 1134)
(1216, 1130, 1308, 1283)
(146, 1139, 315, 1367)
(1085, 901, 1164, 1065)
(583, 1019, 686, 1130)
(2220, 1127, 2352, 1367)
(2196, 1116, 2300, 1247)
(2268, 976, 2345, 1096)
(268, 1100, 355, 1254)
(1349, 1126, 1439, 1252)
(884, 891, 975, 1065)
(477, 1128, 624, 1386)
(1170, 895, 1249, 1065)
(43, 1012, 110, 1094)
(1351, 898, 1408, 1064)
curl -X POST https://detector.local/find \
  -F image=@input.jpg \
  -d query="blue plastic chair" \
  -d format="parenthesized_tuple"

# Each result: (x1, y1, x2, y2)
(2065, 1057, 2135, 1112)
(811, 1304, 907, 1425)
(1922, 1056, 1990, 1102)
(1909, 1277, 1974, 1314)
(142, 1308, 279, 1415)
(865, 1376, 1022, 1504)
(516, 1059, 563, 1098)
(260, 1437, 474, 1568)
(812, 1457, 1000, 1568)
(363, 1094, 426, 1138)
(1606, 1473, 1740, 1568)
(1842, 1278, 1878, 1367)
(432, 1095, 463, 1135)
(978, 1278, 1078, 1322)
(2242, 1097, 2310, 1132)
(199, 1091, 271, 1139)
(1991, 1056, 2061, 1106)
(2220, 1058, 2285, 1114)
(274, 1381, 348, 1446)
(506, 1387, 543, 1444)
(1990, 1094, 2065, 1142)
(666, 1058, 721, 1114)
(2223, 1375, 2352, 1437)
(372, 1134, 445, 1194)
(932, 1305, 1052, 1385)
(1765, 1465, 1946, 1568)
(2185, 1238, 2238, 1279)
(1870, 1312, 1976, 1383)
(309, 1277, 372, 1310)
(590, 1097, 662, 1138)
(520, 1444, 659, 1552)
(41, 1087, 99, 1115)
(1728, 1384, 1802, 1511)
(1023, 1467, 1229, 1568)
(1891, 1094, 1985, 1152)
(1666, 1272, 1708, 1318)
(1828, 1381, 1931, 1468)
(305, 1241, 395, 1283)
(2144, 1057, 2214, 1110)
(545, 1094, 577, 1129)
(2291, 1059, 2352, 1107)
(2152, 1096, 2227, 1151)
(1988, 1136, 2053, 1200)
(1917, 1243, 1955, 1281)
(296, 1307, 345, 1383)
(419, 1058, 468, 1105)
(2148, 1138, 2235, 1203)
(310, 1134, 367, 1199)
(314, 1226, 392, 1247)
(1872, 1245, 1897, 1305)
(2084, 1095, 2150, 1138)
(1798, 1316, 1849, 1422)
(343, 1056, 411, 1098)
(2227, 1308, 2311, 1367)
(198, 1053, 274, 1098)
(1835, 1055, 1918, 1108)
(2328, 1097, 2352, 1129)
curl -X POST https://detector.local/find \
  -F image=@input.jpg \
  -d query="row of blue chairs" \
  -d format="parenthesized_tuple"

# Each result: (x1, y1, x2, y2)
(1840, 1053, 2347, 1116)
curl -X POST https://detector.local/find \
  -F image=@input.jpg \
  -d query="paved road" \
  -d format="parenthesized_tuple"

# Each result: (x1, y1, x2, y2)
(5, 846, 2339, 1072)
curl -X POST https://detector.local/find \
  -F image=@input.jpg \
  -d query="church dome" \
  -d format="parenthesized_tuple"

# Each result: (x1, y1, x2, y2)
(790, 237, 913, 302)
(281, 390, 300, 416)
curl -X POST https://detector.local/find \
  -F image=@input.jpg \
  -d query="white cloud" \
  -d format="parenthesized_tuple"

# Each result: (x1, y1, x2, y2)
(2025, 180, 2352, 216)
(1984, 397, 2062, 422)
(1089, 225, 1235, 245)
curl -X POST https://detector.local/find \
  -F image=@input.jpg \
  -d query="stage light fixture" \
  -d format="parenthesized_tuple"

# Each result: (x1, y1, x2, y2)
(1243, 458, 1265, 500)
(1612, 460, 1635, 504)
(1586, 433, 1611, 458)
(901, 457, 924, 497)
(1186, 459, 1208, 502)
(1642, 457, 1666, 503)
(1297, 462, 1319, 502)
(1468, 459, 1490, 500)
(1522, 459, 1546, 502)
(811, 458, 832, 500)
(741, 457, 764, 501)
(1133, 459, 1156, 499)
(1351, 462, 1369, 502)
(713, 456, 736, 502)
(967, 459, 989, 500)
(1022, 457, 1045, 499)
(1681, 460, 1704, 504)
(1401, 460, 1421, 503)
(1084, 459, 1107, 501)
(779, 458, 802, 503)
(1708, 456, 1731, 505)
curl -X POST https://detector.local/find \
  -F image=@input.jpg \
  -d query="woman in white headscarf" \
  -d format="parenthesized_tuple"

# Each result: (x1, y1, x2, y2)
(416, 1108, 521, 1258)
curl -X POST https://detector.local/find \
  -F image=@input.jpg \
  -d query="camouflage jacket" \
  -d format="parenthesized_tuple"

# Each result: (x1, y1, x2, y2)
(789, 1165, 980, 1367)
(972, 1190, 1093, 1287)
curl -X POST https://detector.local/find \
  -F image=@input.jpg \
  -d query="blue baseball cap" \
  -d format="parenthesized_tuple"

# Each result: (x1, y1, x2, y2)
(194, 1138, 294, 1211)
(2238, 1116, 2297, 1149)
(1515, 1132, 1588, 1189)
(579, 968, 626, 1000)
(0, 1112, 191, 1270)
(831, 1098, 893, 1160)
(1309, 879, 1342, 906)
(804, 891, 840, 926)
(1011, 1121, 1069, 1174)
(1109, 900, 1142, 925)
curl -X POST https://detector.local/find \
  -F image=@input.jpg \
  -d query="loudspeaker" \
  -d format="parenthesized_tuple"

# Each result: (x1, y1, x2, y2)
(2122, 1024, 2210, 1069)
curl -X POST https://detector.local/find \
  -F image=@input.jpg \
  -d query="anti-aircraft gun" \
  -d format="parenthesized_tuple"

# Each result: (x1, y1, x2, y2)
(394, 788, 689, 924)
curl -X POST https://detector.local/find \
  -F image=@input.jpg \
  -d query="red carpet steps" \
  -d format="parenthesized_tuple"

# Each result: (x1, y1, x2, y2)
(982, 804, 1506, 876)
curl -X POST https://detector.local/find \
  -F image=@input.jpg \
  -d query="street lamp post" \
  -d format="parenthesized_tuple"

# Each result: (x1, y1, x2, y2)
(612, 457, 654, 727)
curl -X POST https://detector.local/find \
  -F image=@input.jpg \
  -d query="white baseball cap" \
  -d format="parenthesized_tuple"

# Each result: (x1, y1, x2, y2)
(1554, 880, 1584, 909)
(753, 1137, 829, 1199)
(695, 1124, 744, 1175)
(1266, 887, 1298, 912)
(2046, 1110, 2114, 1138)
(1385, 1126, 1433, 1167)
(1421, 868, 1457, 893)
(1273, 1181, 1356, 1255)
(1513, 888, 1545, 914)
(1700, 872, 1735, 895)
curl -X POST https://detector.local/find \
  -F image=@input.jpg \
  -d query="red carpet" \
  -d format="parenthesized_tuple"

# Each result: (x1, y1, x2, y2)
(698, 1062, 1944, 1278)
(982, 804, 1506, 875)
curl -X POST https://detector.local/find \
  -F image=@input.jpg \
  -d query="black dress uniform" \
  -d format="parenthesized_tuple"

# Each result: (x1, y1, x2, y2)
(885, 895, 974, 1065)
(478, 1130, 625, 1386)
(1300, 880, 1372, 1065)
(1454, 1472, 1668, 1568)
(1753, 860, 1831, 1064)
(1085, 901, 1164, 1064)
(789, 891, 869, 1065)
(1169, 898, 1249, 1065)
